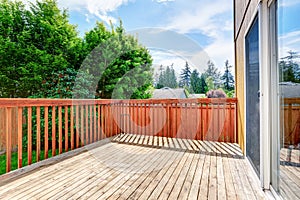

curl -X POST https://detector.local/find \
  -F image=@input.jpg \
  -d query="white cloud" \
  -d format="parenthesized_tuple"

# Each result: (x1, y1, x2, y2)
(279, 30, 300, 60)
(22, 0, 134, 25)
(154, 0, 175, 3)
(164, 0, 234, 68)
(60, 0, 133, 25)
(279, 0, 300, 7)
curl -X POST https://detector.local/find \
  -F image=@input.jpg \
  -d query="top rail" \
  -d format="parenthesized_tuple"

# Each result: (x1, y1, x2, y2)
(0, 98, 237, 107)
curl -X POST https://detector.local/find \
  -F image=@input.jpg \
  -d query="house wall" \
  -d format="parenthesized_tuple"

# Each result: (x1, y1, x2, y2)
(234, 0, 260, 152)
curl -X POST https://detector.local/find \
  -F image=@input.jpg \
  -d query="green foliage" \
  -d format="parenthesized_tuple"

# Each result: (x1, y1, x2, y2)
(221, 60, 234, 90)
(81, 22, 153, 99)
(0, 148, 59, 175)
(0, 0, 81, 97)
(203, 60, 221, 89)
(190, 69, 207, 94)
(0, 0, 153, 99)
(31, 68, 94, 99)
(279, 51, 300, 83)
(156, 64, 178, 89)
(206, 76, 215, 91)
(179, 61, 191, 87)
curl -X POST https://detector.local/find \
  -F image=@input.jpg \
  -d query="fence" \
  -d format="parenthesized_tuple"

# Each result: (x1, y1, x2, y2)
(282, 98, 300, 146)
(0, 98, 237, 174)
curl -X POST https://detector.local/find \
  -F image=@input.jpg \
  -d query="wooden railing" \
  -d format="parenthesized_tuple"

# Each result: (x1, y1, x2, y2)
(282, 98, 300, 146)
(0, 98, 237, 174)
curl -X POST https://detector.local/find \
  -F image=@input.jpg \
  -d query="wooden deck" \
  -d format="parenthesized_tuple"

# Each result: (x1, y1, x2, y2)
(0, 135, 265, 200)
(280, 148, 300, 200)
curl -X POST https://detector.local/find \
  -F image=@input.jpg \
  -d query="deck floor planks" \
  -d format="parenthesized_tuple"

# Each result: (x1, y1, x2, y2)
(146, 152, 184, 200)
(228, 155, 246, 199)
(134, 152, 182, 200)
(222, 154, 237, 200)
(163, 137, 169, 148)
(133, 150, 181, 200)
(239, 158, 265, 200)
(157, 152, 190, 200)
(234, 156, 257, 200)
(187, 153, 205, 200)
(110, 150, 183, 199)
(86, 147, 157, 199)
(0, 143, 122, 199)
(126, 150, 179, 199)
(51, 145, 152, 200)
(31, 144, 140, 199)
(0, 143, 117, 197)
(172, 138, 181, 149)
(216, 153, 226, 199)
(208, 151, 217, 200)
(165, 153, 195, 200)
(168, 137, 174, 149)
(177, 152, 199, 199)
(0, 134, 266, 200)
(198, 154, 211, 198)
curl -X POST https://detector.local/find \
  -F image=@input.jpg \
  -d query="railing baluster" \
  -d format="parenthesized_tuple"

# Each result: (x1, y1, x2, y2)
(18, 107, 23, 168)
(6, 107, 12, 172)
(58, 106, 62, 154)
(85, 105, 89, 144)
(36, 106, 41, 162)
(64, 105, 68, 152)
(70, 105, 74, 150)
(94, 105, 97, 142)
(28, 107, 32, 165)
(81, 105, 84, 146)
(76, 105, 79, 148)
(52, 106, 56, 156)
(98, 104, 101, 140)
(44, 107, 49, 159)
(89, 105, 93, 143)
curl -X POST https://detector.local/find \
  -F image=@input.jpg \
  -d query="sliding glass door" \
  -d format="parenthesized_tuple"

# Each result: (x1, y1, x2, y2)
(245, 16, 260, 175)
(271, 0, 300, 198)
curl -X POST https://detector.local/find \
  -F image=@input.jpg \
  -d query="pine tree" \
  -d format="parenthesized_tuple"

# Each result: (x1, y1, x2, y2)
(180, 61, 191, 87)
(156, 65, 178, 88)
(279, 51, 300, 83)
(190, 69, 201, 93)
(221, 60, 234, 90)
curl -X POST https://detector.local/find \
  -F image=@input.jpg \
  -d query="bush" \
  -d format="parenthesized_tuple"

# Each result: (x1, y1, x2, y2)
(206, 89, 227, 98)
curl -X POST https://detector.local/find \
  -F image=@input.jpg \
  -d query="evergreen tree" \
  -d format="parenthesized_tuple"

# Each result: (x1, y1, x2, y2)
(180, 61, 191, 87)
(87, 21, 153, 99)
(203, 60, 221, 89)
(190, 69, 201, 93)
(0, 0, 81, 97)
(221, 60, 234, 90)
(199, 74, 208, 93)
(156, 65, 178, 88)
(0, 0, 154, 99)
(279, 51, 300, 83)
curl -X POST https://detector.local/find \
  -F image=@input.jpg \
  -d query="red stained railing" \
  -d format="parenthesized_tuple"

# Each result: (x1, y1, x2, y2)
(0, 98, 237, 173)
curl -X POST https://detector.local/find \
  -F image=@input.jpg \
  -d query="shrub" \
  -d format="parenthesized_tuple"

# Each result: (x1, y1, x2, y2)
(206, 89, 227, 98)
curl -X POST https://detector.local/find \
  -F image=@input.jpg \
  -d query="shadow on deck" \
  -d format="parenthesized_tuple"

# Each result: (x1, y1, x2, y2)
(0, 134, 265, 200)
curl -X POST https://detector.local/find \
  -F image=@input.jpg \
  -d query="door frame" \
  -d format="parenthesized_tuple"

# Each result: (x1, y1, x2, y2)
(243, 0, 271, 190)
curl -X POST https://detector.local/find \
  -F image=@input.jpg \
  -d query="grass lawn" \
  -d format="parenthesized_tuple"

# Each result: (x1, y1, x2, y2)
(0, 149, 60, 175)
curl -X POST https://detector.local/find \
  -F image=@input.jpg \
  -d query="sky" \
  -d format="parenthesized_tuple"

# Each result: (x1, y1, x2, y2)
(24, 0, 234, 75)
(278, 0, 300, 61)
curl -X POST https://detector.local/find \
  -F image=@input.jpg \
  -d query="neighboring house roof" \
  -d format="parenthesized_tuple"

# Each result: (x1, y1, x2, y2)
(188, 94, 206, 98)
(279, 82, 300, 98)
(152, 87, 187, 99)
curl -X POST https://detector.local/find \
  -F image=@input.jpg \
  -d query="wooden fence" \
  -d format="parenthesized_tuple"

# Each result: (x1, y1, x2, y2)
(0, 98, 237, 173)
(282, 98, 300, 146)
